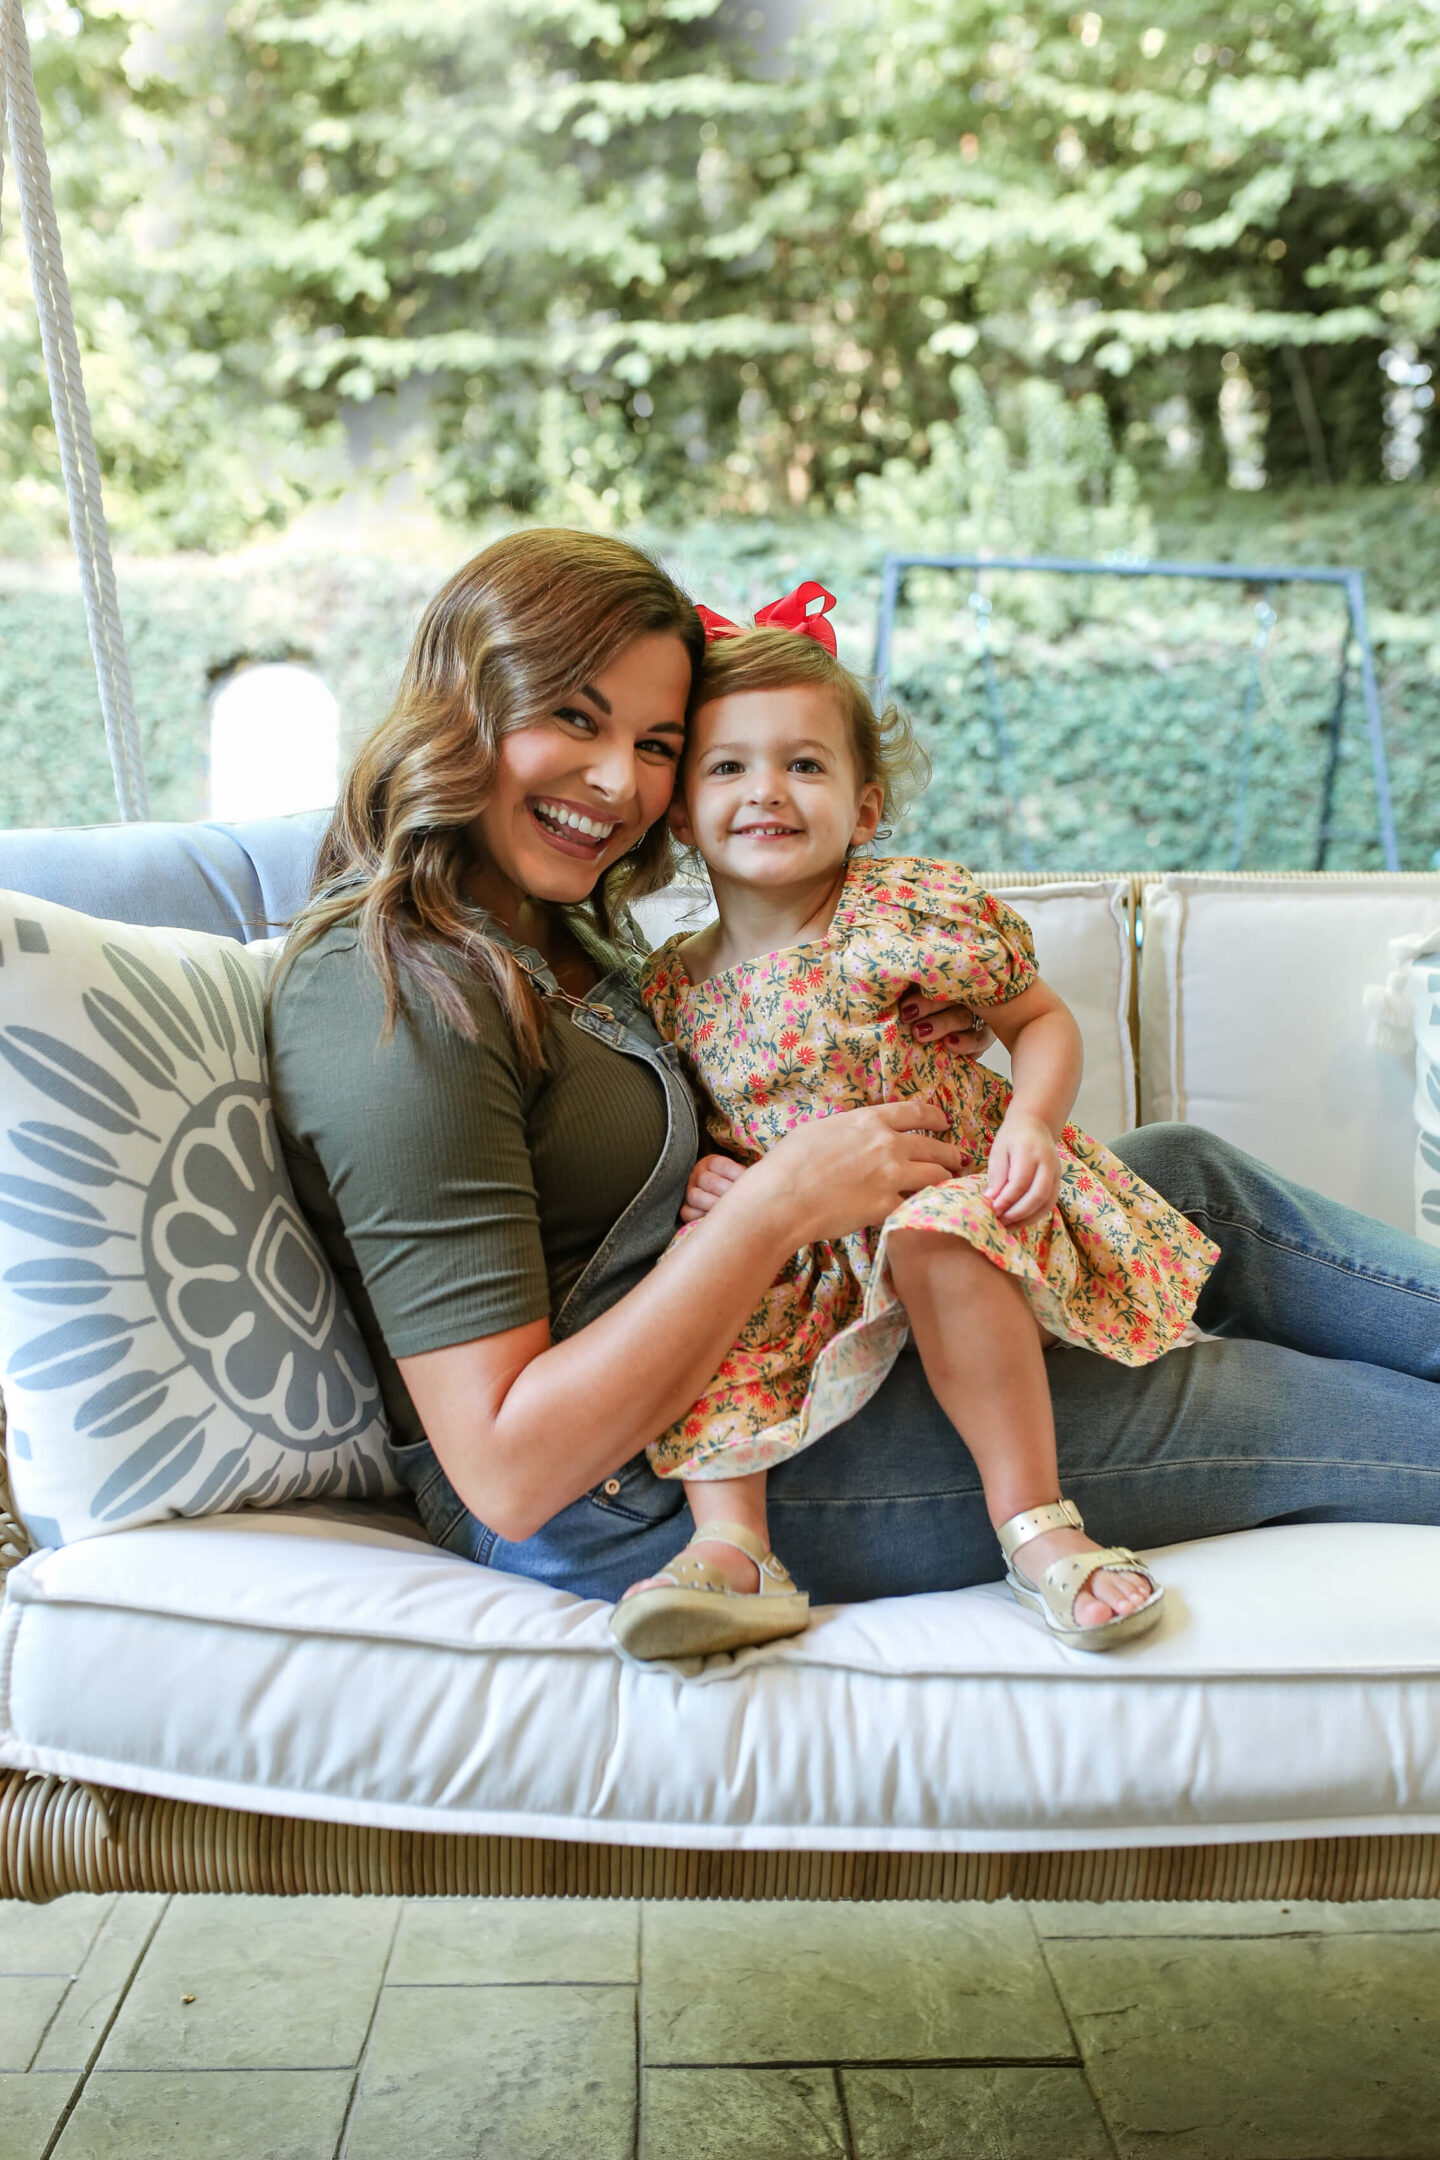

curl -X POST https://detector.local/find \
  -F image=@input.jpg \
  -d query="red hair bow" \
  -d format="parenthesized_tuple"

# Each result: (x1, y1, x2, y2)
(696, 580, 838, 655)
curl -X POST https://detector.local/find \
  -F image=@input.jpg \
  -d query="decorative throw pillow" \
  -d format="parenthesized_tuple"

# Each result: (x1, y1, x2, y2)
(1365, 925, 1440, 1245)
(1406, 951, 1440, 1245)
(0, 892, 395, 1547)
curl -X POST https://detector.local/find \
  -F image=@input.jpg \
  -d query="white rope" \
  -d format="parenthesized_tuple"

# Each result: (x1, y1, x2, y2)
(0, 0, 148, 821)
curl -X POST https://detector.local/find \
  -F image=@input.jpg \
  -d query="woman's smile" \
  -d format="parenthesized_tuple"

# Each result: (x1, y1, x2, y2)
(528, 795, 623, 856)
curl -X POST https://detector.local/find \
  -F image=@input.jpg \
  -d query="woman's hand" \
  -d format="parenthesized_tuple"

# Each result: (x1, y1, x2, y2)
(685, 999, 991, 1224)
(985, 1107, 1061, 1225)
(899, 992, 994, 1056)
(746, 1099, 969, 1247)
(683, 1094, 972, 1226)
(681, 1153, 746, 1222)
(399, 1097, 965, 1545)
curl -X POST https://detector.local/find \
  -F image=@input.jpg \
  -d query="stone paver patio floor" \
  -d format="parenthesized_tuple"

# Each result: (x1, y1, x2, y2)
(3, 1891, 1439, 2158)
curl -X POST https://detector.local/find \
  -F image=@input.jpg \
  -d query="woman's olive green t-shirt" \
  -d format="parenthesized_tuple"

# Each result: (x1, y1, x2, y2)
(267, 927, 668, 1452)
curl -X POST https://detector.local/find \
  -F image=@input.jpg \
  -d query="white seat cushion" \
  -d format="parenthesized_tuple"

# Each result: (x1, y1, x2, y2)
(6, 1508, 1440, 1853)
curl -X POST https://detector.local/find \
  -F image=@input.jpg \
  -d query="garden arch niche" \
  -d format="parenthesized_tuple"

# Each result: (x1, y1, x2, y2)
(208, 661, 340, 822)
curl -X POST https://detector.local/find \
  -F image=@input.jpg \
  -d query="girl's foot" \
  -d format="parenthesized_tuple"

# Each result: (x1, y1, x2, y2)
(996, 1498, 1165, 1652)
(1006, 1524, 1153, 1629)
(623, 1538, 759, 1602)
(610, 1522, 810, 1661)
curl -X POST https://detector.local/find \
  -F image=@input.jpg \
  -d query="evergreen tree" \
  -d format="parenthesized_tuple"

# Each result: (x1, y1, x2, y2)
(3, 0, 1434, 542)
(724, 0, 1440, 494)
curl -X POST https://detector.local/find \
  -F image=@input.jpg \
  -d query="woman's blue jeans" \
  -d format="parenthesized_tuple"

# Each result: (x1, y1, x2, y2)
(425, 1124, 1440, 1605)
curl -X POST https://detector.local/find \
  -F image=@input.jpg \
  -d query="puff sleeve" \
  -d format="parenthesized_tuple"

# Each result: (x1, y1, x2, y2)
(837, 857, 1039, 1012)
(638, 938, 689, 1045)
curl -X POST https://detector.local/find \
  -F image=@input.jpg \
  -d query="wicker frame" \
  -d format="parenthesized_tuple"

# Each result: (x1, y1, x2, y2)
(2, 1774, 1438, 1906)
(5, 869, 1440, 1904)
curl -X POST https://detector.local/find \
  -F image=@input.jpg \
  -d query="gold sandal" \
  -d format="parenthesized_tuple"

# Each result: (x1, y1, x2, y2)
(997, 1498, 1165, 1653)
(609, 1521, 811, 1662)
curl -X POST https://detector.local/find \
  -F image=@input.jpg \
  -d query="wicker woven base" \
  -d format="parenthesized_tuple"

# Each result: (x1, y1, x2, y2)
(4, 1774, 1438, 1905)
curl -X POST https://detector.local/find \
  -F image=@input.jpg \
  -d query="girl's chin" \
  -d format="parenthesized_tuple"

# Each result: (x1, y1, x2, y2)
(717, 847, 826, 878)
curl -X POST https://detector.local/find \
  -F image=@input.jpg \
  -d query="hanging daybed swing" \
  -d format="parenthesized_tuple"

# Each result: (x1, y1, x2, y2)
(2, 0, 1440, 1909)
(0, 0, 146, 823)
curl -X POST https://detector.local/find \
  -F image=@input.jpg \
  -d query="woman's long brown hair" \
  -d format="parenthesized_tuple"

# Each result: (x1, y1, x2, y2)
(281, 529, 703, 1070)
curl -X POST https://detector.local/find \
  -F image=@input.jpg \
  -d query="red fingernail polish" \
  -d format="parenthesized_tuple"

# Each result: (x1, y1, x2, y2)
(915, 1021, 932, 1038)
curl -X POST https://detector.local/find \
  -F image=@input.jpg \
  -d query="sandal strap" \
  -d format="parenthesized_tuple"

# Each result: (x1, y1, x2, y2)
(649, 1525, 798, 1599)
(995, 1496, 1083, 1561)
(1037, 1546, 1158, 1627)
(691, 1521, 773, 1567)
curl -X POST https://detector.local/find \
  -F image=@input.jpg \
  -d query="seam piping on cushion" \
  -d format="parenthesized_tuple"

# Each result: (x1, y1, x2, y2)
(201, 818, 270, 942)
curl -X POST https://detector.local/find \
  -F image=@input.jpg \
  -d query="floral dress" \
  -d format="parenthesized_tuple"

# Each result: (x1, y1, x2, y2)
(640, 856, 1219, 1481)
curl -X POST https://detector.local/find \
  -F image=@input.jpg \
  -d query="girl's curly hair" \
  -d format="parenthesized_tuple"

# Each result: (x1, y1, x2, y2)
(690, 626, 930, 831)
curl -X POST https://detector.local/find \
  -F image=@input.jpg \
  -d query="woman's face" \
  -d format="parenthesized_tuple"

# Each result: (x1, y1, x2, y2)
(468, 631, 692, 913)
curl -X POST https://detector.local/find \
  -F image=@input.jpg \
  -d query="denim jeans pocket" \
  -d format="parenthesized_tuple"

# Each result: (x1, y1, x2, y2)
(588, 1450, 687, 1527)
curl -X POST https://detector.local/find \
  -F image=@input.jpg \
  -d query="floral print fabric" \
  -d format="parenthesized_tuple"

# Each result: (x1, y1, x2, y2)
(640, 857, 1218, 1480)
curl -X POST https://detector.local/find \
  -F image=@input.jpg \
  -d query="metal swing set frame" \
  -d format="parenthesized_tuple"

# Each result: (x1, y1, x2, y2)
(874, 553, 1401, 877)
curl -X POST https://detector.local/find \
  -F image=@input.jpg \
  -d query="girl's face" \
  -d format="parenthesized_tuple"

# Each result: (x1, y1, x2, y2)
(670, 683, 883, 891)
(467, 631, 691, 913)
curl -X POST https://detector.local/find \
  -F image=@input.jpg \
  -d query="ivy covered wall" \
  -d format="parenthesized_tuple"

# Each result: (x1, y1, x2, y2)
(7, 483, 1439, 869)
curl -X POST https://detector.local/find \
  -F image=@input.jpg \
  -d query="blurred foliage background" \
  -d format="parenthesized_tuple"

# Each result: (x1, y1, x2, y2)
(1, 0, 1437, 861)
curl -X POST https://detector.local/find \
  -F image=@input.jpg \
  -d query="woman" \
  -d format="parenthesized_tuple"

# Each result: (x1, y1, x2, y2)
(268, 527, 1440, 1616)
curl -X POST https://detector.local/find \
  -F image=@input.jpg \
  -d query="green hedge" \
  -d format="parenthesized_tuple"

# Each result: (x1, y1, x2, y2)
(892, 647, 1412, 873)
(5, 490, 1439, 869)
(0, 555, 440, 829)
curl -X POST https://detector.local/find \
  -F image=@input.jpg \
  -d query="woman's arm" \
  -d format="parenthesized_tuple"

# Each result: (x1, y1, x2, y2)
(400, 1099, 970, 1540)
(978, 976, 1084, 1225)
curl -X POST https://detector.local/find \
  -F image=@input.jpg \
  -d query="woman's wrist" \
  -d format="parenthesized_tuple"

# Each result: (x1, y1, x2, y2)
(716, 1147, 812, 1262)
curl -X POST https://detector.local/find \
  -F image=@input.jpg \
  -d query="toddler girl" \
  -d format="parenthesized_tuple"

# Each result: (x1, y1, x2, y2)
(610, 584, 1218, 1662)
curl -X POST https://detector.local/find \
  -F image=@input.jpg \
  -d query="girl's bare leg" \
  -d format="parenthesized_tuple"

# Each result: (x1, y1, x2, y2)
(620, 1469, 770, 1599)
(886, 1230, 1151, 1627)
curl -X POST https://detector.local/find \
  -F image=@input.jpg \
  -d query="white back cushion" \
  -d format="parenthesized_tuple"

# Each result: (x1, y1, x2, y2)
(632, 871, 1137, 1142)
(982, 878, 1135, 1141)
(1367, 931, 1440, 1245)
(1139, 873, 1440, 1230)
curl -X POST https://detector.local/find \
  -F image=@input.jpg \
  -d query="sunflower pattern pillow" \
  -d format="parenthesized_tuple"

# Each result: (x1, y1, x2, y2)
(0, 891, 394, 1547)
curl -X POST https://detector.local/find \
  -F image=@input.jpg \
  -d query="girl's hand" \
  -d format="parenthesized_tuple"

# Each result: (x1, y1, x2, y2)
(746, 1099, 969, 1247)
(899, 992, 994, 1056)
(985, 1109, 1060, 1225)
(681, 1153, 746, 1222)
